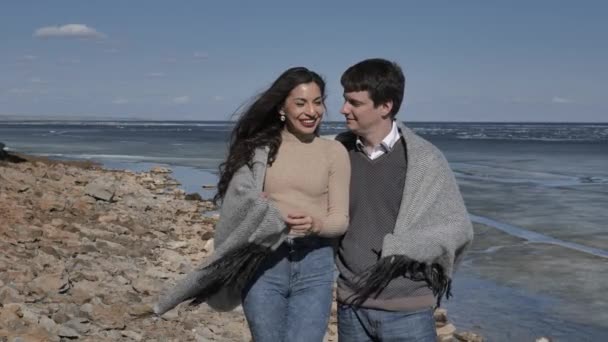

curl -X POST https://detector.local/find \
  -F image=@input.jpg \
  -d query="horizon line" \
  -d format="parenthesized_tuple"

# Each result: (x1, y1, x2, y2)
(1, 117, 607, 125)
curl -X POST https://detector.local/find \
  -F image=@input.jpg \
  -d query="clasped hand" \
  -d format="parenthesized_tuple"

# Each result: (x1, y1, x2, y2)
(261, 192, 322, 236)
(285, 213, 322, 236)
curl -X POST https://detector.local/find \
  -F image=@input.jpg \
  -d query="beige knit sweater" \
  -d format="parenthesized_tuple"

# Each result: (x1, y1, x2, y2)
(264, 128, 351, 237)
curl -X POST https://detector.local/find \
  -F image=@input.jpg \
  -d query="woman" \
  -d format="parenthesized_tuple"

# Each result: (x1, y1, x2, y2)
(155, 67, 349, 342)
(230, 67, 350, 341)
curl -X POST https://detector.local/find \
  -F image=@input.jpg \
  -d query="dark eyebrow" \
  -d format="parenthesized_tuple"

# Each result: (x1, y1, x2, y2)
(344, 95, 362, 104)
(294, 97, 323, 102)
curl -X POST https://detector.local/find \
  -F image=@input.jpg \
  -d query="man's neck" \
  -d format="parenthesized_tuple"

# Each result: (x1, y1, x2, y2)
(359, 120, 393, 148)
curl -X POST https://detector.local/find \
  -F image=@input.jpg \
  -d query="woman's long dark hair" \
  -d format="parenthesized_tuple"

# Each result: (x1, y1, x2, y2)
(213, 67, 326, 204)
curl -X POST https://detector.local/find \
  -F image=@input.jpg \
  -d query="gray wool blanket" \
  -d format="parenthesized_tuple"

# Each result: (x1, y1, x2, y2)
(339, 122, 474, 306)
(154, 147, 288, 315)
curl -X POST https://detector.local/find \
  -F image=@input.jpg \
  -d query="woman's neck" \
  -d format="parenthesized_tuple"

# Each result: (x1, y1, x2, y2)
(282, 126, 315, 143)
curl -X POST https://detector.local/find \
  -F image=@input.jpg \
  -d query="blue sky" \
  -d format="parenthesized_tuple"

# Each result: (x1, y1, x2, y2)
(1, 1, 606, 122)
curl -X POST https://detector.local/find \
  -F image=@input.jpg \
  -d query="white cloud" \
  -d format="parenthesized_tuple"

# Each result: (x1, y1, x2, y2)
(552, 96, 573, 104)
(34, 24, 106, 39)
(146, 72, 166, 78)
(112, 98, 129, 105)
(193, 51, 209, 59)
(172, 96, 190, 104)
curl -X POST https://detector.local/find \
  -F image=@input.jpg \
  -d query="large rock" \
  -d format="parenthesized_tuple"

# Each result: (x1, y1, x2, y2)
(84, 177, 117, 202)
(150, 166, 172, 174)
(455, 331, 484, 342)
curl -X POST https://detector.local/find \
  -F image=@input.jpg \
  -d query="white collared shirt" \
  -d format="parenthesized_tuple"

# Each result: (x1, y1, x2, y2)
(355, 121, 401, 160)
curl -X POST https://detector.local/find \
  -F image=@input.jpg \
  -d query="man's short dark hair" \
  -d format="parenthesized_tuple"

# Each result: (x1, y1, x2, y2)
(341, 58, 405, 118)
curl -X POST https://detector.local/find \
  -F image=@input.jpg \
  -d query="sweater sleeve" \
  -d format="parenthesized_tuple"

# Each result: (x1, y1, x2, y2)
(318, 141, 351, 237)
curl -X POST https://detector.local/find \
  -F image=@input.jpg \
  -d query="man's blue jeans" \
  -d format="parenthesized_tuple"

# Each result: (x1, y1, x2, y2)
(338, 304, 437, 342)
(241, 237, 334, 342)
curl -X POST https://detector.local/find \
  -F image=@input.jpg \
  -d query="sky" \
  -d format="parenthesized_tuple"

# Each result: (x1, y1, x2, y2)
(1, 0, 607, 122)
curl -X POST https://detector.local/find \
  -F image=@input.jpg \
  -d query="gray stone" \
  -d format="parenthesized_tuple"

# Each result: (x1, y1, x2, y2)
(64, 317, 91, 334)
(121, 330, 144, 341)
(57, 325, 81, 338)
(84, 177, 116, 202)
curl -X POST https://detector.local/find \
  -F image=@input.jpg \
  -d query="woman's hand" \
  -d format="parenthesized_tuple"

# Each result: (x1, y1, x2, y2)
(285, 213, 323, 236)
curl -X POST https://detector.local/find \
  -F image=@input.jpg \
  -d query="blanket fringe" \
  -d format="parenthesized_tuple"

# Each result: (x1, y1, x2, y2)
(346, 256, 452, 308)
(189, 243, 270, 305)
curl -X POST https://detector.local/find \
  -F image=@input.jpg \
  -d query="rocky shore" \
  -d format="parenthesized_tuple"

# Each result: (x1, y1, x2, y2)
(0, 151, 482, 341)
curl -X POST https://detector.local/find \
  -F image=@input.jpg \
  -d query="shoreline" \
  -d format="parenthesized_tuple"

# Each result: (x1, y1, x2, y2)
(100, 160, 219, 199)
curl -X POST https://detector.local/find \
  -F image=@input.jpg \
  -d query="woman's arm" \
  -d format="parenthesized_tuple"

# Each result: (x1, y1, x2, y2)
(316, 141, 351, 237)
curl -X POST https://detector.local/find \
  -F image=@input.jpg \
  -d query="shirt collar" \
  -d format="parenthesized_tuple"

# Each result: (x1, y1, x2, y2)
(355, 121, 400, 153)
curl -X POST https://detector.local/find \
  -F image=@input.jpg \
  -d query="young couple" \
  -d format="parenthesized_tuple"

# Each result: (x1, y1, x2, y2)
(156, 58, 474, 342)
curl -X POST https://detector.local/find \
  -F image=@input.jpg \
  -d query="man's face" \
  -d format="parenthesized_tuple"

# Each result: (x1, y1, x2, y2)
(340, 90, 390, 136)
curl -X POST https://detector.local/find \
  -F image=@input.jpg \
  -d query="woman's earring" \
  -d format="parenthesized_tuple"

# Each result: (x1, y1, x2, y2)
(279, 111, 286, 122)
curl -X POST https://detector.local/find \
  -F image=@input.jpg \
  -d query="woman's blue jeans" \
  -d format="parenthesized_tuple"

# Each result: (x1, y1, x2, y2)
(241, 237, 335, 342)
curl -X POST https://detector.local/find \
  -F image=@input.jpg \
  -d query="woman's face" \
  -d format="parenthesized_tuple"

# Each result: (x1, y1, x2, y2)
(281, 82, 324, 136)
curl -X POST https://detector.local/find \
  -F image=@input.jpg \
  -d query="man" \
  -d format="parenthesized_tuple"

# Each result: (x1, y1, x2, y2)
(0, 142, 7, 160)
(335, 58, 474, 341)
